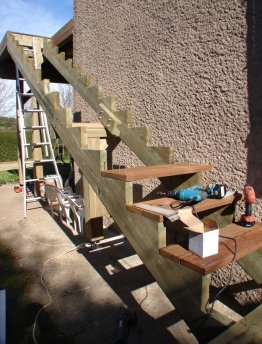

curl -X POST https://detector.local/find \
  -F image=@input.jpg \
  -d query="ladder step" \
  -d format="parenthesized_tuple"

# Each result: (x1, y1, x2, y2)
(25, 176, 59, 183)
(23, 109, 44, 113)
(23, 125, 47, 129)
(20, 93, 34, 97)
(25, 159, 54, 164)
(26, 197, 42, 203)
(24, 142, 50, 147)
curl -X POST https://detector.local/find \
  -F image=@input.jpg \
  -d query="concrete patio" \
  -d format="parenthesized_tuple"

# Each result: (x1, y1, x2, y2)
(0, 183, 198, 343)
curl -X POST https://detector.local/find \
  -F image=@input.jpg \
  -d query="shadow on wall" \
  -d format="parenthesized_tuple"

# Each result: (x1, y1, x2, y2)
(246, 0, 262, 198)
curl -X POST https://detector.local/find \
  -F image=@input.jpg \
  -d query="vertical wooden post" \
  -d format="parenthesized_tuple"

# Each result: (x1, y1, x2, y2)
(83, 137, 108, 242)
(31, 97, 43, 196)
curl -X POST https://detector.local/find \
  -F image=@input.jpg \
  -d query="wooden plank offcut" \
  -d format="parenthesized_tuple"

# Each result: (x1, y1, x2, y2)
(101, 163, 212, 181)
(127, 194, 237, 222)
(159, 223, 262, 275)
(0, 160, 34, 171)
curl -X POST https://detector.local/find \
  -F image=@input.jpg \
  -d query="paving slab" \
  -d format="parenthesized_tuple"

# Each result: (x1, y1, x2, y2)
(0, 183, 198, 343)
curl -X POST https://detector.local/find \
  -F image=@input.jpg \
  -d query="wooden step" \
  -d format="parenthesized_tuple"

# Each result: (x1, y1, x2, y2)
(127, 194, 239, 222)
(159, 223, 262, 275)
(72, 122, 108, 138)
(101, 163, 212, 181)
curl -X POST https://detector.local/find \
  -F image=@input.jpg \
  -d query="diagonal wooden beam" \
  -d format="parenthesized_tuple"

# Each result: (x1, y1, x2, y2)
(43, 39, 174, 165)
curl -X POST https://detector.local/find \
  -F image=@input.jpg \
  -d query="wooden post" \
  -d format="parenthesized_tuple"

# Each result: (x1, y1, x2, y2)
(31, 97, 43, 196)
(83, 137, 108, 242)
(31, 37, 44, 194)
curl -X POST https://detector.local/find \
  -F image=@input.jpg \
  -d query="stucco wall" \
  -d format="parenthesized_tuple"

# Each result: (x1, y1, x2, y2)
(73, 0, 262, 304)
(73, 0, 261, 219)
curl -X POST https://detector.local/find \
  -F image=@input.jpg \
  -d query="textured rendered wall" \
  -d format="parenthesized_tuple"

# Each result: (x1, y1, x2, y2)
(73, 0, 261, 218)
(74, 0, 262, 304)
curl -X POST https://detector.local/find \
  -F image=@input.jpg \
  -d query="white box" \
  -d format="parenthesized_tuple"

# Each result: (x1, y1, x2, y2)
(188, 218, 219, 258)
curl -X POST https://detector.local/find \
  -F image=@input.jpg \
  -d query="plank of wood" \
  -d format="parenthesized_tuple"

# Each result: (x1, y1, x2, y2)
(52, 20, 73, 47)
(0, 160, 28, 172)
(127, 195, 237, 222)
(101, 163, 212, 181)
(33, 37, 43, 68)
(178, 207, 205, 233)
(72, 123, 105, 128)
(83, 137, 108, 241)
(159, 223, 262, 275)
(32, 98, 43, 196)
(83, 177, 105, 242)
(208, 304, 262, 344)
(130, 203, 180, 222)
(0, 161, 33, 171)
(238, 250, 262, 284)
(72, 123, 108, 140)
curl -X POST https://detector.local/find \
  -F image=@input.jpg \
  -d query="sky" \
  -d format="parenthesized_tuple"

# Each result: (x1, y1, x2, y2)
(0, 0, 73, 41)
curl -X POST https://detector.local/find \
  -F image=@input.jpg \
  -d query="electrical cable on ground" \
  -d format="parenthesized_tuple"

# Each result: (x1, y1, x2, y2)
(18, 218, 74, 247)
(32, 244, 90, 344)
(190, 238, 237, 333)
(17, 218, 91, 344)
(190, 207, 238, 333)
(206, 235, 237, 315)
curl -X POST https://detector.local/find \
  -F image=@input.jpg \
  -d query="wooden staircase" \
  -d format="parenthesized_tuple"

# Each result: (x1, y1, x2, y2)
(5, 32, 262, 343)
(43, 39, 174, 166)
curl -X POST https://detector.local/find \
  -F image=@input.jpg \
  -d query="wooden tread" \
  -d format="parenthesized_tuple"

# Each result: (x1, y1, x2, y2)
(101, 163, 212, 181)
(127, 194, 238, 222)
(159, 223, 262, 275)
(72, 122, 108, 138)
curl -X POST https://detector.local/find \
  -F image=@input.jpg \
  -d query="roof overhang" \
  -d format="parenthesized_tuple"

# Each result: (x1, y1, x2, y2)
(0, 20, 73, 82)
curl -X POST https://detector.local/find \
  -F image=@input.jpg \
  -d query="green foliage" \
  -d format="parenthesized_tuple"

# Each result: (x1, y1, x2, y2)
(0, 132, 18, 161)
(0, 162, 71, 185)
(0, 170, 19, 184)
(0, 116, 16, 131)
(0, 116, 18, 162)
(0, 117, 71, 185)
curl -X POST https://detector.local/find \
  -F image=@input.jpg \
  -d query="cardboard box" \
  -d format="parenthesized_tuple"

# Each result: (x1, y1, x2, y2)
(188, 218, 219, 258)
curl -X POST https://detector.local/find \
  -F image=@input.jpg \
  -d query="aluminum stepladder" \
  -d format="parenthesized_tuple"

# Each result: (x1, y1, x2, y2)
(16, 39, 62, 217)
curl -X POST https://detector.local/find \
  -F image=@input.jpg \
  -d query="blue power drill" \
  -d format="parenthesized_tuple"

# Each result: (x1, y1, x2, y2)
(165, 184, 227, 203)
(167, 185, 208, 202)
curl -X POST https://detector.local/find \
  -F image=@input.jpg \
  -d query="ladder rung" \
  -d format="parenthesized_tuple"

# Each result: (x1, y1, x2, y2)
(26, 197, 42, 203)
(20, 93, 33, 97)
(25, 159, 54, 164)
(23, 109, 44, 113)
(23, 126, 47, 129)
(25, 176, 59, 183)
(24, 142, 50, 147)
(19, 78, 25, 81)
